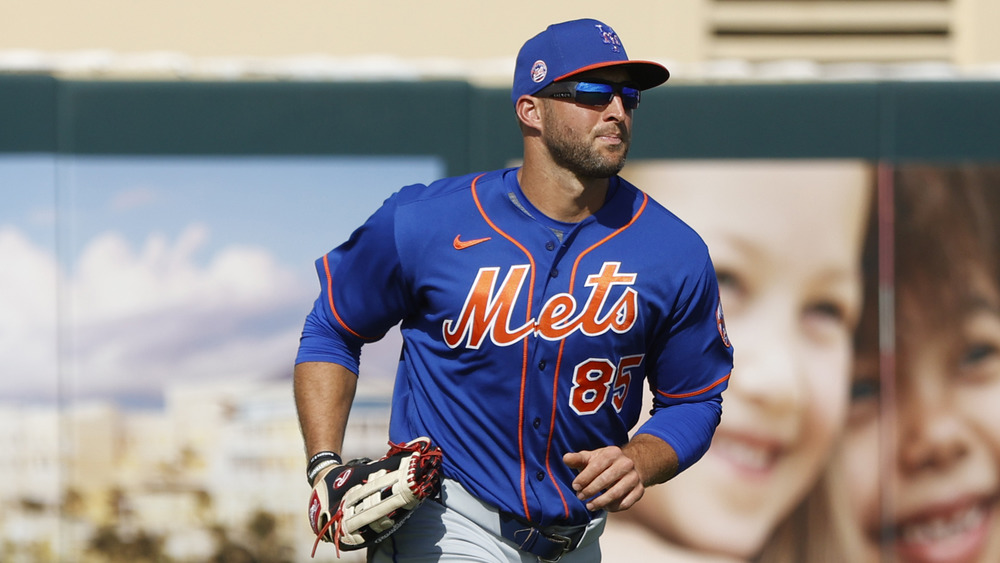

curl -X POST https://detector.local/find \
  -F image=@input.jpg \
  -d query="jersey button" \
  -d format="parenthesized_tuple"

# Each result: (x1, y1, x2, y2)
(545, 241, 555, 251)
(538, 360, 546, 370)
(533, 417, 541, 429)
(536, 471, 545, 481)
(550, 268, 559, 278)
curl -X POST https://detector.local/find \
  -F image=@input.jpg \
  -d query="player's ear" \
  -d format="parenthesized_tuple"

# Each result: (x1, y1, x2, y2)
(515, 95, 544, 133)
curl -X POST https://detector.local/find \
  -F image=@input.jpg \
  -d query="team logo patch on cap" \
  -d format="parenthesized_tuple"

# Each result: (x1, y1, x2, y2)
(531, 60, 547, 83)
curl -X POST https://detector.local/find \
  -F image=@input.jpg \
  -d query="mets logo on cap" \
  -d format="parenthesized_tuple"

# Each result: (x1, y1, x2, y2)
(531, 60, 547, 83)
(594, 23, 622, 52)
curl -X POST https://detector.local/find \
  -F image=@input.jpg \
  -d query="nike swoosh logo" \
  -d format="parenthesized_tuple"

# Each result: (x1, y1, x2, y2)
(453, 234, 491, 250)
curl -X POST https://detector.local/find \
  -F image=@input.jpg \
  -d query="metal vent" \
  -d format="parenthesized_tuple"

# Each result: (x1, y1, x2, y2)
(708, 0, 953, 62)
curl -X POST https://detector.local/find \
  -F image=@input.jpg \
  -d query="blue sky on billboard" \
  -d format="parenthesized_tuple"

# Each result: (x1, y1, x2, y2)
(0, 154, 443, 408)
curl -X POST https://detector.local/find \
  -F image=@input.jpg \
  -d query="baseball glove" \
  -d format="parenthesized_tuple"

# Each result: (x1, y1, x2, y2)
(308, 437, 443, 557)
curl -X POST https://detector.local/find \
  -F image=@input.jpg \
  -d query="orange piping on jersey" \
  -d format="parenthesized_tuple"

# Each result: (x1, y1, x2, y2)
(470, 174, 538, 520)
(546, 191, 649, 518)
(571, 193, 648, 272)
(657, 372, 731, 399)
(322, 253, 373, 341)
(547, 339, 572, 518)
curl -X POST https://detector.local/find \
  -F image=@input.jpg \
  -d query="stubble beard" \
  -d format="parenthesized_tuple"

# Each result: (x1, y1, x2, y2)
(543, 117, 630, 179)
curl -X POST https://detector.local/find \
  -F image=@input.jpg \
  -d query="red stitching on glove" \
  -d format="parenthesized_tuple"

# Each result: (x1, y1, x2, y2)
(311, 504, 346, 559)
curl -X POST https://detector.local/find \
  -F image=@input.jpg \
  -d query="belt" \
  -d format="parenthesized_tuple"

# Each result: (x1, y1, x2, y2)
(498, 510, 588, 562)
(439, 479, 605, 562)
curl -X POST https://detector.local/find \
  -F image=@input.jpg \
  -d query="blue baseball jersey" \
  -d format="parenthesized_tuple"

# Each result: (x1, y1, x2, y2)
(297, 167, 733, 527)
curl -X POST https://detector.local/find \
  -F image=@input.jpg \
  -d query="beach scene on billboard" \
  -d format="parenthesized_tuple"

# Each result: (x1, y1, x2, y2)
(0, 154, 442, 562)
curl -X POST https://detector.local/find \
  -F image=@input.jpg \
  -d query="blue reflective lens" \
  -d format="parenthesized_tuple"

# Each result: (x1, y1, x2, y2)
(571, 82, 641, 109)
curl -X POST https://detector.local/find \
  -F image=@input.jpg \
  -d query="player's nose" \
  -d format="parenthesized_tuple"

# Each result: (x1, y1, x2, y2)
(603, 93, 628, 120)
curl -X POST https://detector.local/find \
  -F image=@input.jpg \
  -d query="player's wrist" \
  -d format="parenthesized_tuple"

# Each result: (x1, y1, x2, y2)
(307, 451, 343, 485)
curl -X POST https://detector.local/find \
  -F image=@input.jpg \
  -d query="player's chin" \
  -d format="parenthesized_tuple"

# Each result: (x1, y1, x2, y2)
(574, 158, 626, 180)
(596, 149, 629, 174)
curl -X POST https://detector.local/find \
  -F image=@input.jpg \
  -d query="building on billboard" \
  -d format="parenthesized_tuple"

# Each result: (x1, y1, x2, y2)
(0, 406, 61, 507)
(0, 374, 393, 562)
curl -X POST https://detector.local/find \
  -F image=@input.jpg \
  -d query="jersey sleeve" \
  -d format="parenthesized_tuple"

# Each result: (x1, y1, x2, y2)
(295, 191, 413, 375)
(636, 255, 733, 473)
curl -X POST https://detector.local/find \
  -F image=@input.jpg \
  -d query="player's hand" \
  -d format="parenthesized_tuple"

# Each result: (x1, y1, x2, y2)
(563, 446, 644, 512)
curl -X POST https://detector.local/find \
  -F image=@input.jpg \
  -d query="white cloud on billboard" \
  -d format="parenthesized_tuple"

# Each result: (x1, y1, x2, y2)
(0, 223, 328, 406)
(0, 226, 59, 400)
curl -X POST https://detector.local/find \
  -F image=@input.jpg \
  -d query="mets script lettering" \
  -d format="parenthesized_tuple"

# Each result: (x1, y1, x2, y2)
(443, 262, 638, 349)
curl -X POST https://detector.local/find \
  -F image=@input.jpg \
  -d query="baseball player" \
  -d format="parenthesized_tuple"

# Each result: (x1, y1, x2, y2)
(295, 18, 734, 562)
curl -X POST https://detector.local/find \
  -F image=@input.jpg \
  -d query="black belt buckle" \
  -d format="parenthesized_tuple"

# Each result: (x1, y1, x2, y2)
(537, 532, 572, 563)
(501, 513, 582, 562)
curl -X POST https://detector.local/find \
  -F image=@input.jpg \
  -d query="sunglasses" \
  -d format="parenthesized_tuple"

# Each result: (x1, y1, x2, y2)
(538, 81, 642, 110)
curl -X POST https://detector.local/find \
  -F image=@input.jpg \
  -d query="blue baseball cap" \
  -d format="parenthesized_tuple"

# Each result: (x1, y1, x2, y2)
(512, 18, 670, 105)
